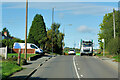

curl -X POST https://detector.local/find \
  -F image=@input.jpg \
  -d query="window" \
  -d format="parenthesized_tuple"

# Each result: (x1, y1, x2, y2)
(83, 43, 92, 47)
(70, 50, 75, 51)
(30, 45, 38, 49)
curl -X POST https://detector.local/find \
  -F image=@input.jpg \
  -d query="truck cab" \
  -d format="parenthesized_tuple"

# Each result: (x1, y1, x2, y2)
(80, 40, 93, 56)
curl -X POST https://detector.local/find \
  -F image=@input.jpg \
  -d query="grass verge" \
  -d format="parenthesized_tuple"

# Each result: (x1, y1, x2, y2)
(112, 54, 120, 62)
(1, 53, 39, 79)
(8, 53, 39, 59)
(2, 61, 23, 80)
(96, 53, 120, 62)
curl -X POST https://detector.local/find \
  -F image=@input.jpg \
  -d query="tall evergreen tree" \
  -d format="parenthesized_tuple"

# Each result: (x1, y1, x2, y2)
(28, 14, 47, 50)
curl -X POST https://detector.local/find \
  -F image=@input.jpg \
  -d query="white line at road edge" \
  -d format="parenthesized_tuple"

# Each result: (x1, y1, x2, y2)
(73, 56, 80, 80)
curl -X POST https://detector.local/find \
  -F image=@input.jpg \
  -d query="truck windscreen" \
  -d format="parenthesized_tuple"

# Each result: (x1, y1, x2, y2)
(83, 43, 92, 47)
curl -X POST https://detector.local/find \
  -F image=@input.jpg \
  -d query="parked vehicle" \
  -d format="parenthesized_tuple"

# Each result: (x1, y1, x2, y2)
(80, 40, 93, 56)
(13, 42, 43, 54)
(68, 49, 76, 55)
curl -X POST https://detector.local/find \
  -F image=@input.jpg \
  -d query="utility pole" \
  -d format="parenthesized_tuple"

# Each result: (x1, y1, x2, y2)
(74, 41, 76, 49)
(62, 24, 72, 55)
(25, 0, 28, 62)
(63, 27, 65, 55)
(52, 8, 54, 54)
(113, 8, 116, 38)
(52, 8, 54, 24)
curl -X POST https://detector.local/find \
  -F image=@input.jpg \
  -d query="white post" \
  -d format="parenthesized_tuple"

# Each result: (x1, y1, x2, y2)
(102, 39, 105, 56)
(103, 41, 105, 56)
(113, 9, 116, 38)
(5, 46, 7, 59)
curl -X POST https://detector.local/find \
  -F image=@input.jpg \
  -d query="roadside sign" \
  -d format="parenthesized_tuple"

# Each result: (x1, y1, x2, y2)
(102, 39, 104, 42)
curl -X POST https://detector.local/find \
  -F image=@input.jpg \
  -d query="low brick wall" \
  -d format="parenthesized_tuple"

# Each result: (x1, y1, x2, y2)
(13, 49, 35, 54)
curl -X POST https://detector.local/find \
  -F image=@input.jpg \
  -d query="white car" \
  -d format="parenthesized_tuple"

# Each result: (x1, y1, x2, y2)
(68, 50, 76, 55)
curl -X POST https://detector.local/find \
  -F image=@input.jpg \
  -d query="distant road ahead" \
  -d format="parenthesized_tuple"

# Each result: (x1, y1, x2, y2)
(29, 55, 118, 80)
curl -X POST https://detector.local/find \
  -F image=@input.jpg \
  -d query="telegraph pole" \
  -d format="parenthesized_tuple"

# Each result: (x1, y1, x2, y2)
(113, 8, 116, 38)
(62, 24, 72, 55)
(63, 27, 65, 55)
(52, 8, 54, 24)
(25, 0, 28, 62)
(52, 8, 54, 54)
(74, 41, 76, 49)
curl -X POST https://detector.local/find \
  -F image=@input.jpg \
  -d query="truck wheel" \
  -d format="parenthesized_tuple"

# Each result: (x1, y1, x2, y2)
(89, 54, 92, 56)
(81, 53, 82, 56)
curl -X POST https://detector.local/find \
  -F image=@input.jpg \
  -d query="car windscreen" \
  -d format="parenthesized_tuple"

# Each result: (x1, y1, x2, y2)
(70, 50, 75, 51)
(30, 45, 38, 49)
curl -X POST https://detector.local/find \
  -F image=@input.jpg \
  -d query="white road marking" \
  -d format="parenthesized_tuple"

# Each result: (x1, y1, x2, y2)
(73, 56, 80, 80)
(78, 68, 80, 70)
(80, 75, 83, 77)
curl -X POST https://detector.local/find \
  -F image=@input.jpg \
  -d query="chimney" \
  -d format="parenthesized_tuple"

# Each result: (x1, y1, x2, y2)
(4, 32, 7, 37)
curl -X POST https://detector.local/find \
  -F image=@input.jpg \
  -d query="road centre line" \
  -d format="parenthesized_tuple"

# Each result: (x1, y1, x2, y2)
(73, 56, 80, 80)
(78, 68, 80, 71)
(80, 75, 83, 77)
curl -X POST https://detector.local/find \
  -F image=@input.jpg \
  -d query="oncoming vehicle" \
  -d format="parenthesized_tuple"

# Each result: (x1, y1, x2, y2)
(68, 49, 76, 55)
(13, 43, 43, 54)
(80, 40, 93, 56)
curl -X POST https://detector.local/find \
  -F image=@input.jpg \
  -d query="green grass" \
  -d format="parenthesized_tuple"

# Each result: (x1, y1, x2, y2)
(8, 53, 38, 59)
(96, 53, 120, 62)
(2, 61, 23, 80)
(96, 53, 103, 56)
(0, 53, 39, 79)
(47, 52, 61, 55)
(64, 51, 68, 55)
(112, 54, 120, 62)
(76, 53, 80, 55)
(96, 52, 110, 57)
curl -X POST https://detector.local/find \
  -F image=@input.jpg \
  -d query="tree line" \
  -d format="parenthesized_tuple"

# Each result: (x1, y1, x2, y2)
(1, 28, 25, 49)
(28, 14, 64, 54)
(1, 14, 64, 54)
(98, 10, 120, 55)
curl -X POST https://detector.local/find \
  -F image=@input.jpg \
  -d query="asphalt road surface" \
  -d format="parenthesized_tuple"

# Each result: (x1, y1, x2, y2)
(29, 55, 118, 80)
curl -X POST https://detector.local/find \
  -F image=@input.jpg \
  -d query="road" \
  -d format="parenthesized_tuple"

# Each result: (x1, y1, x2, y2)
(29, 55, 118, 80)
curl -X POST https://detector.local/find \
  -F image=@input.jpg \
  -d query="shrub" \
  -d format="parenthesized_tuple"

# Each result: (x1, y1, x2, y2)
(107, 37, 120, 55)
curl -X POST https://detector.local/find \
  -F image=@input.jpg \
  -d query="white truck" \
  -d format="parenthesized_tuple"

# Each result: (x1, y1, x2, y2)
(80, 40, 93, 56)
(13, 42, 43, 54)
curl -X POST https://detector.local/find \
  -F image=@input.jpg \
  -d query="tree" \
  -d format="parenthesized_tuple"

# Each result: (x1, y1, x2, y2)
(2, 38, 24, 48)
(107, 37, 120, 55)
(28, 14, 47, 50)
(98, 10, 120, 54)
(46, 23, 64, 54)
(1, 27, 25, 48)
(2, 39, 12, 47)
(2, 27, 11, 37)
